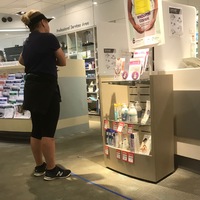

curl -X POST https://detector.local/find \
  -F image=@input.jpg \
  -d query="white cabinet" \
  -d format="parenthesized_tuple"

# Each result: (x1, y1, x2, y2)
(99, 74, 174, 182)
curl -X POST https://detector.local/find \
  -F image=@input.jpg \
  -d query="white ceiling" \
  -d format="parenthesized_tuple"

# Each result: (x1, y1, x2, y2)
(0, 0, 88, 40)
(0, 0, 83, 15)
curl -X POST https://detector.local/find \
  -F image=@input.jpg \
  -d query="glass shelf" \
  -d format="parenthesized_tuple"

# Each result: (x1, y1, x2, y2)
(104, 118, 151, 127)
(102, 79, 150, 86)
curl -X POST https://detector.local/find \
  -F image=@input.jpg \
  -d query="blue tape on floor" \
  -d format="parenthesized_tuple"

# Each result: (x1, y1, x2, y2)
(71, 172, 133, 200)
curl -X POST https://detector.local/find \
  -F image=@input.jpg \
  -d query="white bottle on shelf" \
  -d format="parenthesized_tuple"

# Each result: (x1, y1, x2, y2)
(117, 103, 122, 121)
(121, 103, 128, 121)
(135, 101, 142, 123)
(128, 103, 138, 124)
(122, 137, 129, 150)
(114, 103, 118, 121)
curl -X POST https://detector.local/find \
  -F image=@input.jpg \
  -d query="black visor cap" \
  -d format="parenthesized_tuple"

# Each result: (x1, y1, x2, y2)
(28, 13, 53, 28)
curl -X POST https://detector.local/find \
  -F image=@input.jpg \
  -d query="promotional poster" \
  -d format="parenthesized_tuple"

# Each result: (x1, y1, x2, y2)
(124, 0, 164, 50)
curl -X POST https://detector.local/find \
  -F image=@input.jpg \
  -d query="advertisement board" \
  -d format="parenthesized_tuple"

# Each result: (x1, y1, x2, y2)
(124, 0, 164, 50)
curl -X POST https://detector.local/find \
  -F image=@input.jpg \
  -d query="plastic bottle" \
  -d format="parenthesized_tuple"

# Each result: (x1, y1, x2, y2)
(108, 131, 113, 145)
(105, 129, 110, 145)
(128, 103, 138, 123)
(129, 133, 135, 152)
(122, 137, 129, 150)
(114, 131, 119, 148)
(114, 103, 118, 121)
(117, 103, 122, 121)
(121, 103, 128, 121)
(135, 101, 142, 123)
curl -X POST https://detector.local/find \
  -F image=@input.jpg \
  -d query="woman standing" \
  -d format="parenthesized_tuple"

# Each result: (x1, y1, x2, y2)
(19, 10, 71, 181)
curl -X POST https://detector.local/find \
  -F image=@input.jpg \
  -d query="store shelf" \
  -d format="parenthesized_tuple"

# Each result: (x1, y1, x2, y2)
(84, 57, 95, 61)
(87, 92, 98, 94)
(102, 79, 150, 86)
(82, 42, 94, 46)
(56, 27, 100, 116)
(104, 118, 151, 126)
(86, 69, 95, 72)
(88, 111, 99, 115)
(100, 74, 174, 182)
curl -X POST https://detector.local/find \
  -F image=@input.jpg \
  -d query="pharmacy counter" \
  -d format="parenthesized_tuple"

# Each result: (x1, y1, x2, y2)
(0, 59, 89, 139)
(161, 68, 200, 165)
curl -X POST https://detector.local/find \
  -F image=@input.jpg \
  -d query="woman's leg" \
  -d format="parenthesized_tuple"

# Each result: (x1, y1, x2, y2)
(30, 137, 44, 166)
(41, 95, 60, 170)
(41, 137, 56, 170)
(30, 112, 44, 166)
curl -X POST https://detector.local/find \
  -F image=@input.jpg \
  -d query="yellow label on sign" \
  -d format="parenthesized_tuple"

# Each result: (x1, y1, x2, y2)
(134, 0, 151, 15)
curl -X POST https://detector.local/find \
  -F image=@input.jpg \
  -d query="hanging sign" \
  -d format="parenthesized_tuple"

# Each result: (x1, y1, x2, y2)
(124, 0, 164, 50)
(168, 7, 183, 37)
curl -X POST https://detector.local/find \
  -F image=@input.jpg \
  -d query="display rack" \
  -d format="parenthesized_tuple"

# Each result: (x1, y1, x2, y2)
(56, 27, 99, 115)
(99, 74, 174, 182)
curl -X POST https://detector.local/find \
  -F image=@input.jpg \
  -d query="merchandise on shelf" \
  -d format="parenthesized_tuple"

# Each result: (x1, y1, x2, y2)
(56, 27, 99, 115)
(121, 103, 128, 121)
(102, 75, 174, 182)
(135, 101, 142, 123)
(141, 100, 151, 125)
(128, 103, 138, 123)
(139, 135, 151, 155)
(104, 121, 147, 155)
(115, 49, 149, 81)
(114, 101, 150, 125)
(0, 72, 30, 119)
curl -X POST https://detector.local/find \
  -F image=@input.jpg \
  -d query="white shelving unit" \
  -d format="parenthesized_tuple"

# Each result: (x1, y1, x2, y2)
(99, 74, 174, 182)
(56, 27, 100, 115)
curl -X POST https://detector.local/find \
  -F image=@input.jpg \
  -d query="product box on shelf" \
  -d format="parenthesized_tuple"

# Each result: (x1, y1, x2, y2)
(104, 119, 149, 156)
(0, 72, 30, 119)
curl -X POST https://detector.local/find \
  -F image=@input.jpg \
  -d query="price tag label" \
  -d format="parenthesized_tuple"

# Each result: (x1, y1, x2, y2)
(127, 124, 134, 134)
(116, 149, 121, 160)
(128, 152, 134, 163)
(117, 122, 125, 133)
(104, 146, 109, 156)
(122, 151, 128, 162)
(113, 121, 118, 131)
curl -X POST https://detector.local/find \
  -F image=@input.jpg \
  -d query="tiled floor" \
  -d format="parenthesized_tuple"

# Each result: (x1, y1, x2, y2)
(0, 116, 200, 200)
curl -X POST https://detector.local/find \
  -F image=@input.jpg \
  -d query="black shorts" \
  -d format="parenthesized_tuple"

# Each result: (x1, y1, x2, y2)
(30, 96, 60, 139)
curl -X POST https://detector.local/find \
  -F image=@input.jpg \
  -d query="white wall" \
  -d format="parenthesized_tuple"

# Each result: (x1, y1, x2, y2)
(97, 22, 129, 75)
(154, 1, 196, 71)
(0, 1, 94, 50)
(0, 14, 29, 50)
(49, 0, 94, 35)
(0, 0, 200, 45)
(0, 0, 126, 47)
(93, 0, 125, 23)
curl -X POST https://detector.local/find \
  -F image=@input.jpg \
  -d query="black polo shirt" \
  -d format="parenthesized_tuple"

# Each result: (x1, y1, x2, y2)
(22, 31, 60, 77)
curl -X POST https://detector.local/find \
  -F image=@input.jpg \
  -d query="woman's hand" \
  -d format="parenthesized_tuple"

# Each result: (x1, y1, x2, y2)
(133, 23, 145, 34)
